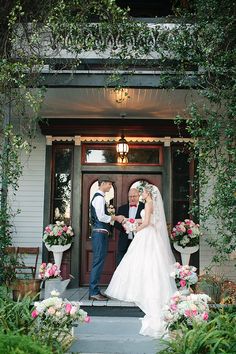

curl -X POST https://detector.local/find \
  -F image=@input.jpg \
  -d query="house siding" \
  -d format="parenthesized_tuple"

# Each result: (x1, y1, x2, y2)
(200, 236, 236, 282)
(11, 131, 46, 267)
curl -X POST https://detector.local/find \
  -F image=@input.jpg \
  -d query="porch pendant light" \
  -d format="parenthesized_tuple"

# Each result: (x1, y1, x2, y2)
(116, 134, 129, 163)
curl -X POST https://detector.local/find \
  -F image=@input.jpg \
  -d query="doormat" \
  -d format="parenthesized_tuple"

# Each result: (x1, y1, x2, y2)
(81, 306, 144, 317)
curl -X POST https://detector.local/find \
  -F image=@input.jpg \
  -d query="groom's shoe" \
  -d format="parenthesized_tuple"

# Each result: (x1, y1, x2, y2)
(99, 292, 109, 299)
(89, 293, 107, 301)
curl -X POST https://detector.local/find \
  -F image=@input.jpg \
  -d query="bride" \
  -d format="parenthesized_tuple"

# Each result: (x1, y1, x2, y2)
(105, 183, 177, 338)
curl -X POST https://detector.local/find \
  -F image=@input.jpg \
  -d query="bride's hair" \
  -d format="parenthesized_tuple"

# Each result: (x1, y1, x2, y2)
(143, 184, 158, 199)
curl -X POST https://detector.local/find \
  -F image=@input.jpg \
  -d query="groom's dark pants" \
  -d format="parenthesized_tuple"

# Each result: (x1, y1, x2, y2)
(89, 230, 109, 296)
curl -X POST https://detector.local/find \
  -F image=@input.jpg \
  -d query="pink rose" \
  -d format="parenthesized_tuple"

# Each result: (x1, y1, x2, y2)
(63, 226, 68, 231)
(57, 230, 63, 236)
(48, 268, 54, 276)
(84, 316, 91, 323)
(174, 262, 181, 269)
(170, 304, 177, 311)
(202, 312, 209, 320)
(45, 226, 51, 232)
(179, 279, 186, 287)
(187, 229, 193, 234)
(70, 306, 77, 315)
(47, 307, 56, 315)
(129, 218, 135, 223)
(65, 303, 72, 314)
(185, 309, 192, 317)
(31, 310, 38, 318)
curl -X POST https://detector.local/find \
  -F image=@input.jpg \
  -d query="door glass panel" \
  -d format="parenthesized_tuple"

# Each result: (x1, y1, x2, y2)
(52, 146, 73, 223)
(172, 146, 191, 225)
(84, 145, 162, 165)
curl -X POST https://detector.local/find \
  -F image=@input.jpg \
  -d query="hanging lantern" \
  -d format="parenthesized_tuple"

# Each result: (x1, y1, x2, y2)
(116, 135, 129, 163)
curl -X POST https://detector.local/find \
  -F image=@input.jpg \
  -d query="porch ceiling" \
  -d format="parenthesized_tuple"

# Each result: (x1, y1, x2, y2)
(40, 87, 202, 120)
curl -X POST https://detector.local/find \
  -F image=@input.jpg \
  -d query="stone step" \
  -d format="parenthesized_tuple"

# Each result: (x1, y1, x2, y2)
(68, 317, 165, 354)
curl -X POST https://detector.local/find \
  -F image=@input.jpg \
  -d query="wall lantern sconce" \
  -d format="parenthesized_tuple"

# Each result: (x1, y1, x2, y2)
(116, 134, 129, 164)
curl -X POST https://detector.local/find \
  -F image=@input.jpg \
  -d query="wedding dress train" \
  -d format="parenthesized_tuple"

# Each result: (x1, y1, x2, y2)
(105, 210, 177, 338)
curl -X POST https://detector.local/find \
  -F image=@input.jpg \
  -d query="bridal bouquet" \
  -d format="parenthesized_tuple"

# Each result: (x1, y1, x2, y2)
(38, 262, 61, 280)
(122, 218, 139, 234)
(170, 219, 201, 247)
(171, 262, 198, 290)
(163, 291, 211, 331)
(43, 221, 74, 246)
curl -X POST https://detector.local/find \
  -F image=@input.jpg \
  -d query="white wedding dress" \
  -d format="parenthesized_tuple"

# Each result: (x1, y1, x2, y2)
(105, 209, 177, 338)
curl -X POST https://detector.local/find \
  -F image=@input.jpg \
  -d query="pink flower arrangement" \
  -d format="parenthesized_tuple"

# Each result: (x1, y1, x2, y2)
(162, 291, 211, 331)
(123, 218, 139, 234)
(31, 291, 90, 339)
(43, 221, 74, 246)
(171, 262, 198, 290)
(39, 262, 60, 280)
(170, 219, 201, 247)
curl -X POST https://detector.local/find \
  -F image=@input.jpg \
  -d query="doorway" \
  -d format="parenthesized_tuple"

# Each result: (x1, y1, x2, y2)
(80, 173, 162, 285)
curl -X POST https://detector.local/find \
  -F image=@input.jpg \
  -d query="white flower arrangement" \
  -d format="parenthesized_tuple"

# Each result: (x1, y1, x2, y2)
(43, 221, 74, 246)
(163, 291, 211, 331)
(31, 291, 90, 326)
(171, 262, 198, 290)
(170, 219, 201, 247)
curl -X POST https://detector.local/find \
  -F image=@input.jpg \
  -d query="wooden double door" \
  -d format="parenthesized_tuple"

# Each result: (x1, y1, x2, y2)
(80, 173, 162, 285)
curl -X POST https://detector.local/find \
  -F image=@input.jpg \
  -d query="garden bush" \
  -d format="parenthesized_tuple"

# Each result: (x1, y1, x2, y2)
(0, 331, 52, 354)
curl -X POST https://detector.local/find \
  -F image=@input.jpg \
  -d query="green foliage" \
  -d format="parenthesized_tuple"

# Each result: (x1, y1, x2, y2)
(157, 0, 236, 262)
(159, 310, 236, 354)
(196, 274, 227, 304)
(0, 331, 52, 354)
(0, 286, 34, 333)
(0, 286, 63, 353)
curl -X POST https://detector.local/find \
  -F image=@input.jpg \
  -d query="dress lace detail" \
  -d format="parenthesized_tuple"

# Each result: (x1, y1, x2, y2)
(105, 209, 177, 338)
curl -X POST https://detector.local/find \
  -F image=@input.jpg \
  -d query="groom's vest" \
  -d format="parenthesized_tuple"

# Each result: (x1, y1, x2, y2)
(90, 192, 111, 232)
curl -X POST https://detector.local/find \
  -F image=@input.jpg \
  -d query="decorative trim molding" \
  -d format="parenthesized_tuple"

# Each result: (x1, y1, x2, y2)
(46, 135, 194, 145)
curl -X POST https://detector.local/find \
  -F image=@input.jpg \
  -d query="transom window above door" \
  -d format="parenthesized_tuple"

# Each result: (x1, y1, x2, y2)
(82, 144, 163, 165)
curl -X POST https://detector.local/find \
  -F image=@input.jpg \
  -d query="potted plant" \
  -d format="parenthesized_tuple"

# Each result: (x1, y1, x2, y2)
(43, 221, 74, 269)
(170, 219, 202, 265)
(39, 262, 71, 298)
(171, 262, 198, 294)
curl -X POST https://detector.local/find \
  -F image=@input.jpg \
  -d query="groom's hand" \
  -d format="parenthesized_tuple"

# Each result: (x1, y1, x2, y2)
(112, 215, 125, 223)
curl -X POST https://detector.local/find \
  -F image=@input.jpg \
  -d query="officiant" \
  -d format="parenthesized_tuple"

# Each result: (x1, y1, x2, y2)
(114, 188, 144, 265)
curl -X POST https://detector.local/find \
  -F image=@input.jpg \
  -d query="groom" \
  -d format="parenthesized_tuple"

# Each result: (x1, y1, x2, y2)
(89, 175, 124, 301)
(115, 188, 144, 265)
